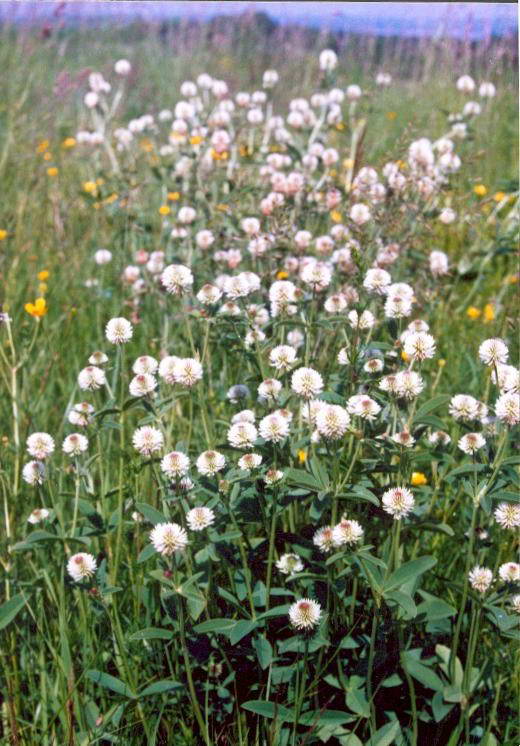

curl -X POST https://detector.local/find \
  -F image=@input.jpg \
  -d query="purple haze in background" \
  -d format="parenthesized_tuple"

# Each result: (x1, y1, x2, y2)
(0, 2, 517, 40)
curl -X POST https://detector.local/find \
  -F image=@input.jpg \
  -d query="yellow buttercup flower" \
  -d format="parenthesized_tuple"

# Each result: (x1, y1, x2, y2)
(330, 210, 342, 223)
(43, 152, 52, 161)
(473, 184, 487, 197)
(0, 229, 7, 241)
(83, 181, 97, 194)
(438, 359, 446, 368)
(386, 111, 397, 121)
(483, 303, 495, 323)
(158, 205, 171, 216)
(343, 158, 354, 169)
(167, 191, 181, 201)
(190, 135, 203, 146)
(411, 472, 427, 486)
(506, 274, 518, 284)
(36, 139, 50, 153)
(96, 178, 105, 187)
(335, 122, 345, 131)
(466, 306, 481, 320)
(140, 138, 154, 152)
(46, 167, 58, 177)
(401, 350, 410, 362)
(37, 270, 49, 281)
(104, 193, 118, 205)
(62, 137, 76, 149)
(211, 148, 228, 161)
(24, 297, 48, 318)
(297, 450, 307, 464)
(493, 191, 506, 202)
(276, 270, 289, 280)
(38, 283, 48, 294)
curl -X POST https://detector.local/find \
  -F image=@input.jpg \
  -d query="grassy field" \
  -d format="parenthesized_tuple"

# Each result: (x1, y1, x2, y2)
(0, 12, 518, 746)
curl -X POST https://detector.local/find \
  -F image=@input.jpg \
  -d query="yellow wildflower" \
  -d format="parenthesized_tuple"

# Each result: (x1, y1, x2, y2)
(473, 184, 487, 197)
(190, 135, 203, 146)
(62, 137, 76, 149)
(46, 167, 58, 177)
(83, 181, 97, 194)
(330, 210, 342, 223)
(483, 303, 495, 323)
(493, 191, 506, 202)
(167, 191, 181, 201)
(276, 270, 289, 280)
(0, 230, 7, 241)
(37, 270, 49, 281)
(438, 359, 446, 368)
(24, 297, 47, 318)
(36, 140, 49, 153)
(38, 283, 48, 294)
(335, 122, 345, 131)
(411, 472, 427, 486)
(43, 152, 52, 161)
(386, 111, 397, 121)
(466, 306, 481, 320)
(158, 205, 171, 216)
(297, 450, 307, 464)
(104, 193, 118, 205)
(401, 350, 410, 362)
(343, 158, 354, 169)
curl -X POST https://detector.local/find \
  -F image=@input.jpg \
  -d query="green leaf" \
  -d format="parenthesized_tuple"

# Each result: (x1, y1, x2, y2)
(417, 594, 456, 622)
(139, 680, 182, 697)
(241, 700, 291, 721)
(414, 395, 451, 421)
(253, 636, 273, 670)
(193, 618, 237, 635)
(134, 502, 167, 525)
(350, 486, 380, 506)
(386, 590, 417, 618)
(229, 620, 258, 644)
(432, 691, 454, 722)
(367, 719, 401, 746)
(128, 627, 173, 642)
(402, 656, 445, 692)
(0, 593, 28, 631)
(86, 670, 135, 699)
(446, 464, 486, 479)
(384, 556, 437, 592)
(346, 688, 370, 718)
(284, 468, 321, 491)
(137, 544, 156, 564)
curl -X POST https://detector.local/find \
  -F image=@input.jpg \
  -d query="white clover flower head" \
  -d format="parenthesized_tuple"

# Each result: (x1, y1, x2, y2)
(289, 598, 322, 630)
(196, 450, 226, 476)
(264, 468, 284, 484)
(114, 59, 131, 76)
(259, 413, 290, 443)
(161, 264, 194, 294)
(439, 207, 456, 224)
(227, 421, 258, 449)
(510, 595, 520, 614)
(316, 405, 350, 440)
(348, 309, 375, 330)
(238, 453, 263, 471)
(67, 552, 97, 582)
(324, 293, 348, 314)
(132, 426, 164, 456)
(105, 317, 133, 345)
(241, 217, 261, 235)
(27, 433, 55, 460)
(94, 249, 112, 265)
(88, 351, 108, 365)
(392, 430, 415, 448)
(62, 433, 89, 456)
(364, 358, 384, 374)
(350, 203, 371, 225)
(382, 486, 415, 519)
(158, 355, 180, 384)
(347, 395, 381, 421)
(495, 392, 519, 425)
(449, 394, 480, 421)
(494, 502, 520, 529)
(478, 338, 509, 366)
(346, 84, 362, 101)
(404, 332, 436, 361)
(132, 355, 158, 375)
(231, 409, 256, 424)
(173, 358, 203, 387)
(276, 553, 304, 575)
(456, 74, 475, 93)
(160, 451, 190, 478)
(492, 364, 519, 394)
(291, 367, 324, 399)
(468, 566, 493, 593)
(319, 49, 338, 71)
(332, 518, 364, 547)
(379, 374, 400, 395)
(458, 432, 486, 455)
(269, 345, 298, 372)
(22, 460, 46, 485)
(178, 206, 197, 224)
(300, 261, 332, 291)
(186, 507, 215, 531)
(129, 373, 157, 397)
(150, 522, 188, 555)
(363, 268, 391, 295)
(384, 294, 413, 319)
(313, 525, 335, 553)
(28, 508, 50, 524)
(429, 250, 449, 276)
(428, 430, 451, 446)
(68, 402, 95, 427)
(197, 284, 222, 305)
(479, 81, 496, 98)
(498, 562, 520, 583)
(258, 378, 282, 402)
